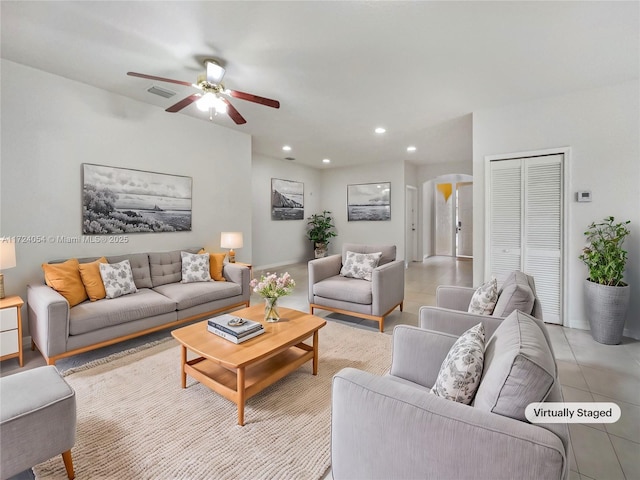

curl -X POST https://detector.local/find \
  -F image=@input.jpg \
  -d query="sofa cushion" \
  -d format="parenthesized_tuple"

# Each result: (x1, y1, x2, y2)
(78, 257, 108, 301)
(107, 253, 152, 289)
(99, 260, 138, 299)
(493, 271, 535, 317)
(42, 259, 88, 307)
(69, 288, 177, 335)
(342, 244, 396, 266)
(181, 251, 212, 283)
(149, 248, 200, 287)
(468, 277, 498, 315)
(473, 310, 556, 422)
(153, 281, 242, 310)
(340, 251, 382, 281)
(431, 323, 485, 404)
(313, 275, 372, 305)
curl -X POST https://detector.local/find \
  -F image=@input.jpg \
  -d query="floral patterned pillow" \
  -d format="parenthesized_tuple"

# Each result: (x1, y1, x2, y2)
(99, 260, 138, 299)
(468, 277, 498, 315)
(430, 323, 485, 404)
(181, 251, 212, 283)
(339, 251, 382, 281)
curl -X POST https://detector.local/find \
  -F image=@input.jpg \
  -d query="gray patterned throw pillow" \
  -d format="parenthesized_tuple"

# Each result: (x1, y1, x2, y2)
(430, 323, 485, 405)
(181, 251, 212, 283)
(99, 260, 138, 299)
(468, 277, 498, 315)
(339, 251, 382, 281)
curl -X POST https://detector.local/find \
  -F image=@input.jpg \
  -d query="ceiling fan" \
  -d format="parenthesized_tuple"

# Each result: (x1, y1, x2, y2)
(127, 59, 280, 125)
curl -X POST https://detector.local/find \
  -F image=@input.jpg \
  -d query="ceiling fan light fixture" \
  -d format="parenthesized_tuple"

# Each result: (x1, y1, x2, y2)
(196, 93, 227, 114)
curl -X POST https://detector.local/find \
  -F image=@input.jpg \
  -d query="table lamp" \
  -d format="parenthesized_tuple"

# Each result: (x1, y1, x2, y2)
(0, 239, 17, 299)
(220, 232, 243, 263)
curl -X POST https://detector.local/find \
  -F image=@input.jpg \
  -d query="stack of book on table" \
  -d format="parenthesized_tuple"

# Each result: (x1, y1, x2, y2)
(207, 314, 265, 344)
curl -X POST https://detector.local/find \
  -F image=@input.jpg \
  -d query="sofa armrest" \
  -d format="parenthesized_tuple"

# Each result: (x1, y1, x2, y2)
(222, 263, 251, 302)
(308, 254, 342, 303)
(436, 285, 476, 311)
(389, 325, 457, 389)
(419, 305, 505, 338)
(332, 368, 567, 480)
(27, 284, 70, 359)
(371, 259, 404, 315)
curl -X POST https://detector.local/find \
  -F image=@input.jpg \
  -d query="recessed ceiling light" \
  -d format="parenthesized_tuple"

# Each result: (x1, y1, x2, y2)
(322, 158, 331, 164)
(282, 145, 292, 151)
(374, 127, 386, 134)
(407, 146, 417, 152)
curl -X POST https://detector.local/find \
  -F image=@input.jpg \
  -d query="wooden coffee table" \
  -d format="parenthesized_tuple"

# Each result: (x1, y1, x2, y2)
(171, 304, 326, 426)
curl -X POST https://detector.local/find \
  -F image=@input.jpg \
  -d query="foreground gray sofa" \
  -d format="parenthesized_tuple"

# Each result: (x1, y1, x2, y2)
(27, 249, 250, 365)
(331, 310, 570, 480)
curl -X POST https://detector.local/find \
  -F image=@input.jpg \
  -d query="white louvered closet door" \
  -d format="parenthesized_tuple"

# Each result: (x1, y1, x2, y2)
(489, 154, 563, 324)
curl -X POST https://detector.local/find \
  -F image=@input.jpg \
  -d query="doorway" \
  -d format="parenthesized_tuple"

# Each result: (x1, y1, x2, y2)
(433, 174, 473, 258)
(405, 185, 418, 266)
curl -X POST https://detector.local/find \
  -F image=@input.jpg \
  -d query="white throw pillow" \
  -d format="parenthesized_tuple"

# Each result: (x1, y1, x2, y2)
(99, 260, 138, 299)
(430, 323, 485, 404)
(339, 251, 382, 281)
(468, 277, 498, 315)
(181, 251, 212, 283)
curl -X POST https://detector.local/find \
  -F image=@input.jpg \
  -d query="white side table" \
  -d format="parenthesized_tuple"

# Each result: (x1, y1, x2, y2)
(0, 295, 24, 367)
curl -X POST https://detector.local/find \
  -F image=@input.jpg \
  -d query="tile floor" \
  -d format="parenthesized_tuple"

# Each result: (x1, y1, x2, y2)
(2, 256, 639, 480)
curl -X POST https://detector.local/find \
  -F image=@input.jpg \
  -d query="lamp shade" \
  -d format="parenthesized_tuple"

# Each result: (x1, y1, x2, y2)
(220, 232, 243, 249)
(0, 239, 16, 270)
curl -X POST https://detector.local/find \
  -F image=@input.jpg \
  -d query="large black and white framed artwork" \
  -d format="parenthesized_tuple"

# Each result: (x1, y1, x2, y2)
(271, 178, 304, 220)
(347, 182, 391, 221)
(82, 163, 192, 234)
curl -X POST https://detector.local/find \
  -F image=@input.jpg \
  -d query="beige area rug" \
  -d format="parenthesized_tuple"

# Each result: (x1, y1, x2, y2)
(34, 321, 392, 480)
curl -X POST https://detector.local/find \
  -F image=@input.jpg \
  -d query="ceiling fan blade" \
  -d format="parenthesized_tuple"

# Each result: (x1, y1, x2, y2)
(166, 94, 201, 113)
(227, 89, 280, 109)
(221, 98, 247, 125)
(127, 71, 194, 87)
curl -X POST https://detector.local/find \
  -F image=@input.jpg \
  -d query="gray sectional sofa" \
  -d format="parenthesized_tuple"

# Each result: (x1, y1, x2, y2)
(27, 249, 250, 365)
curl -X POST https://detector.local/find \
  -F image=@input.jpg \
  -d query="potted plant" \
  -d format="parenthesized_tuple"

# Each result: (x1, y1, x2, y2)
(579, 216, 631, 344)
(306, 210, 337, 258)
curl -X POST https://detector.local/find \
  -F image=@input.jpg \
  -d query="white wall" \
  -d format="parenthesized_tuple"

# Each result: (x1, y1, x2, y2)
(473, 80, 640, 338)
(0, 60, 252, 334)
(251, 154, 322, 269)
(320, 161, 406, 260)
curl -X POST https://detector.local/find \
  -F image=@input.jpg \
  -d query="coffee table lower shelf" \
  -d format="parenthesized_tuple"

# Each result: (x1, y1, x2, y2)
(181, 342, 315, 425)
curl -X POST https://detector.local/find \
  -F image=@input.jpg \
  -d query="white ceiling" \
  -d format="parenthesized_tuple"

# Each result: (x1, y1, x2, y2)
(1, 1, 638, 169)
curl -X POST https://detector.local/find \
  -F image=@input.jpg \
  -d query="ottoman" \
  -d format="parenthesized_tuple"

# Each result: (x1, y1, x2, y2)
(0, 366, 76, 479)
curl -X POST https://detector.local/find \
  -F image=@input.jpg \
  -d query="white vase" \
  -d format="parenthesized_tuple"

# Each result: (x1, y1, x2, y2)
(584, 279, 630, 345)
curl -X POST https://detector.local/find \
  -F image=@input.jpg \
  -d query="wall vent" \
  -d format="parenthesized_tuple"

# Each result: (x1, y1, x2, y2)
(147, 85, 176, 98)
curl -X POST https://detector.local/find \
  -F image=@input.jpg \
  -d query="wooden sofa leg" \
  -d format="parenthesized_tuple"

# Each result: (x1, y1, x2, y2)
(62, 449, 75, 480)
(379, 317, 384, 333)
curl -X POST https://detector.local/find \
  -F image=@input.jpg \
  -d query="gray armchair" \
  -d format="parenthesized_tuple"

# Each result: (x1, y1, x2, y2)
(331, 311, 570, 480)
(308, 244, 404, 332)
(420, 270, 543, 336)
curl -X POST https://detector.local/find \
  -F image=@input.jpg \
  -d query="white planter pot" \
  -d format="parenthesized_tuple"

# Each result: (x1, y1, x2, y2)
(314, 243, 327, 259)
(584, 279, 630, 345)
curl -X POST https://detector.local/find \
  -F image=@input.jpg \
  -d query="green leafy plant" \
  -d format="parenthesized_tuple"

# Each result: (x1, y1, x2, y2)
(306, 210, 337, 245)
(579, 216, 631, 286)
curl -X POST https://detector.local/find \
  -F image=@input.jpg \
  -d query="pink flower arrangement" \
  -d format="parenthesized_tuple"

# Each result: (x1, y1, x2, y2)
(250, 272, 295, 299)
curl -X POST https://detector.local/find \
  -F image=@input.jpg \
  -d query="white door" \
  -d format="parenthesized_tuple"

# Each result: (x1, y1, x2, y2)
(405, 186, 418, 264)
(435, 183, 454, 256)
(456, 182, 473, 257)
(488, 154, 564, 324)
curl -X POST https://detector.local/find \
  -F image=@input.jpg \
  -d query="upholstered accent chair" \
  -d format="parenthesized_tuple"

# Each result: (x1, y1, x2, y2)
(308, 244, 404, 332)
(331, 310, 570, 480)
(419, 270, 543, 335)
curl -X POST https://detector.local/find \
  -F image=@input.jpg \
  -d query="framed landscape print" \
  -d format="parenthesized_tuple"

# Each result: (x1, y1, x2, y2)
(271, 178, 304, 220)
(82, 163, 192, 233)
(347, 182, 391, 221)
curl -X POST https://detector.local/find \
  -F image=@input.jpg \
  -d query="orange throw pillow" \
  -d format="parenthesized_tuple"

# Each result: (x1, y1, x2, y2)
(79, 257, 108, 301)
(198, 249, 227, 281)
(42, 258, 88, 307)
